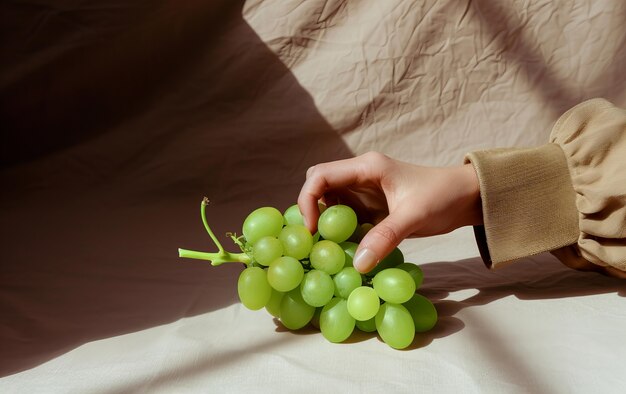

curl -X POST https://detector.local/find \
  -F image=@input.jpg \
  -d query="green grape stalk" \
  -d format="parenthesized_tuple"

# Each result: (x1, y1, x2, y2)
(178, 198, 438, 349)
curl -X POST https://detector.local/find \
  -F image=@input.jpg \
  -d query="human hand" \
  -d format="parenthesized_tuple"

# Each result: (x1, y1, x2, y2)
(298, 152, 482, 273)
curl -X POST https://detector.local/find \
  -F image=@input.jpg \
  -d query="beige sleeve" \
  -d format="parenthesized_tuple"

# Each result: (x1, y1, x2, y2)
(465, 98, 626, 278)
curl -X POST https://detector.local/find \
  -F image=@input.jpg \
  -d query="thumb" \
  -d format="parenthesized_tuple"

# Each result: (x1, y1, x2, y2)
(353, 214, 410, 274)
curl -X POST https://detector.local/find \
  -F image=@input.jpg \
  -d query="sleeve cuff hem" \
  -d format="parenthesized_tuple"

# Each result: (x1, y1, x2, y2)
(465, 144, 579, 269)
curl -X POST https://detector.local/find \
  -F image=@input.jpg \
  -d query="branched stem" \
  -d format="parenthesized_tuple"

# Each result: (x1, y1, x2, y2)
(178, 198, 252, 266)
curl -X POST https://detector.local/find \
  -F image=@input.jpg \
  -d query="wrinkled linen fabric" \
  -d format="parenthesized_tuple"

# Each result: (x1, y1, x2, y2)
(1, 1, 626, 393)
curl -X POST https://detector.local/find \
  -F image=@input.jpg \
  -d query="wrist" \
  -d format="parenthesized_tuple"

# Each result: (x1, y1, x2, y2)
(456, 164, 483, 227)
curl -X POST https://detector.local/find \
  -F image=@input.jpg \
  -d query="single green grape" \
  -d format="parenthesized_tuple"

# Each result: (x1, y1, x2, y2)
(267, 256, 304, 292)
(375, 303, 415, 349)
(339, 241, 358, 268)
(242, 207, 284, 245)
(366, 247, 404, 276)
(372, 268, 416, 304)
(252, 236, 283, 266)
(280, 288, 315, 330)
(279, 224, 313, 260)
(396, 262, 424, 289)
(403, 293, 438, 332)
(265, 288, 284, 318)
(333, 267, 362, 298)
(310, 240, 345, 275)
(347, 286, 380, 321)
(300, 269, 335, 307)
(355, 316, 377, 332)
(320, 297, 355, 343)
(283, 204, 304, 226)
(317, 205, 358, 243)
(237, 267, 272, 310)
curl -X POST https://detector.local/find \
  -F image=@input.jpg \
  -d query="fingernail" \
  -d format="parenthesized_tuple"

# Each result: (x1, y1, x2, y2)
(353, 248, 378, 273)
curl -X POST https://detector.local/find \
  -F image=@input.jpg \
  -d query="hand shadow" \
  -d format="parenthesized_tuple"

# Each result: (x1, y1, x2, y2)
(413, 253, 626, 346)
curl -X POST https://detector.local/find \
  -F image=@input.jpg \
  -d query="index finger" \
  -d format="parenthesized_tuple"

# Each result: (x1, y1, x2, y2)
(297, 156, 368, 233)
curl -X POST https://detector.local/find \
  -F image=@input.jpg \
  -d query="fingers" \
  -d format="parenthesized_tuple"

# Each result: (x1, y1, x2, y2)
(297, 166, 324, 233)
(298, 155, 375, 233)
(353, 213, 413, 273)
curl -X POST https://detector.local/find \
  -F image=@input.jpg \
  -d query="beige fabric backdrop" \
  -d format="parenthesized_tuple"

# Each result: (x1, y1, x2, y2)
(247, 0, 626, 164)
(1, 1, 625, 392)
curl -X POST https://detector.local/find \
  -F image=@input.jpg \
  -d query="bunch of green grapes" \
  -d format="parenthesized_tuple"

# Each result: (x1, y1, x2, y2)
(179, 198, 437, 350)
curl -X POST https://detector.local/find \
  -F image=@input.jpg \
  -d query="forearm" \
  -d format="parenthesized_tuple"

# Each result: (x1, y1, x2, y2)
(453, 164, 483, 228)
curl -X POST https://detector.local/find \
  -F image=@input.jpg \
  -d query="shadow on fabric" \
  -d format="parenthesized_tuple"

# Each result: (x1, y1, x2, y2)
(344, 253, 624, 349)
(96, 253, 625, 394)
(0, 1, 353, 377)
(471, 0, 626, 116)
(418, 254, 626, 342)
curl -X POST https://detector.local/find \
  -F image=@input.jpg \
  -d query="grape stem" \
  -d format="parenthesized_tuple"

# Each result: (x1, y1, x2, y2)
(178, 197, 252, 266)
